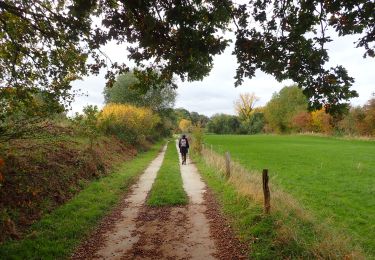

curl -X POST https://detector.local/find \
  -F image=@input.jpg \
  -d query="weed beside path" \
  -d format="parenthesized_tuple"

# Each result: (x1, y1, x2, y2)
(0, 141, 164, 259)
(147, 141, 188, 206)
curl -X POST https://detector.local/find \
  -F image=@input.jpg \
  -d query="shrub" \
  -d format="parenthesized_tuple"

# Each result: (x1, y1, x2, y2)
(311, 109, 333, 134)
(291, 111, 313, 132)
(98, 104, 160, 144)
(363, 96, 375, 136)
(207, 114, 240, 134)
(72, 105, 101, 148)
(337, 106, 364, 136)
(238, 112, 265, 134)
(191, 125, 204, 154)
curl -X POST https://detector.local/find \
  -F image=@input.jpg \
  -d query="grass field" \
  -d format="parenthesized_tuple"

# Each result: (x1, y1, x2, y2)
(147, 141, 188, 206)
(0, 141, 164, 259)
(204, 134, 375, 257)
(193, 153, 316, 259)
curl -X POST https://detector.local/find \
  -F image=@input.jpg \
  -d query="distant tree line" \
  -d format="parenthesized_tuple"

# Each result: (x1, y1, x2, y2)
(175, 108, 209, 133)
(204, 86, 375, 137)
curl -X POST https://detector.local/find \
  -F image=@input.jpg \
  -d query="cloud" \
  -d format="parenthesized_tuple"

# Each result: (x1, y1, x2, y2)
(175, 45, 291, 116)
(325, 33, 374, 106)
(69, 74, 106, 115)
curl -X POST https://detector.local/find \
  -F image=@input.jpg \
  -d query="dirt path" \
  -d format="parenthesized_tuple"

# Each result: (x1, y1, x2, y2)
(72, 144, 167, 259)
(72, 141, 247, 260)
(119, 142, 217, 259)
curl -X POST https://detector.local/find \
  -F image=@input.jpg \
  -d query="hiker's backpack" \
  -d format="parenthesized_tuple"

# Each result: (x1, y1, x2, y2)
(180, 138, 187, 147)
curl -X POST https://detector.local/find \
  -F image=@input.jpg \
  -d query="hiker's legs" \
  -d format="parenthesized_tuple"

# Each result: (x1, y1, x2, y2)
(181, 152, 186, 164)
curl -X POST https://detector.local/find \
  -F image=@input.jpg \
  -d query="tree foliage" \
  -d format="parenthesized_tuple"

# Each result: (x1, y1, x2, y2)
(174, 108, 191, 122)
(178, 119, 192, 133)
(264, 85, 308, 132)
(234, 92, 259, 120)
(72, 105, 101, 148)
(239, 112, 265, 134)
(191, 124, 204, 155)
(291, 111, 313, 133)
(1, 0, 374, 113)
(103, 71, 177, 112)
(207, 113, 240, 134)
(362, 95, 375, 136)
(0, 87, 64, 141)
(174, 108, 209, 128)
(339, 95, 375, 136)
(0, 0, 95, 107)
(311, 108, 333, 134)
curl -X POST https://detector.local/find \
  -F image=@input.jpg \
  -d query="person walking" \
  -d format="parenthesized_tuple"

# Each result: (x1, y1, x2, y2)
(178, 134, 189, 165)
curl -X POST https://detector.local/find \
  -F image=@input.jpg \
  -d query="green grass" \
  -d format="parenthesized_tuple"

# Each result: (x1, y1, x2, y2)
(192, 153, 320, 259)
(205, 134, 375, 257)
(0, 141, 164, 259)
(147, 141, 188, 206)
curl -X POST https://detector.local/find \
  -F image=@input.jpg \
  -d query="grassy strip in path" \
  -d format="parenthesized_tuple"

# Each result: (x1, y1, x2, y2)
(0, 141, 164, 259)
(147, 141, 188, 206)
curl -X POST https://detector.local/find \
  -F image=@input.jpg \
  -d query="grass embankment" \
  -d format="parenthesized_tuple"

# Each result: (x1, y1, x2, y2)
(147, 141, 188, 206)
(0, 141, 164, 259)
(204, 134, 375, 257)
(0, 134, 137, 242)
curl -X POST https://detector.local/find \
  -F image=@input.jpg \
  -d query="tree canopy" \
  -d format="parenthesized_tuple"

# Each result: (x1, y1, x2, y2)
(103, 71, 177, 112)
(234, 92, 259, 120)
(1, 0, 374, 113)
(207, 113, 241, 134)
(264, 85, 308, 132)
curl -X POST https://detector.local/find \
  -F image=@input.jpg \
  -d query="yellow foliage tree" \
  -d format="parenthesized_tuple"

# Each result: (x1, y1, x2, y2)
(311, 109, 333, 134)
(234, 92, 259, 120)
(98, 103, 160, 143)
(179, 119, 192, 133)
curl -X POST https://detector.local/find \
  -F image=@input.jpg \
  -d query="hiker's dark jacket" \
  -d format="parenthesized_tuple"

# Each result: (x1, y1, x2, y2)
(178, 137, 189, 154)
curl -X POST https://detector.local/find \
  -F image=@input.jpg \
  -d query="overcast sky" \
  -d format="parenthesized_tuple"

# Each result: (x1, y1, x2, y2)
(71, 31, 374, 117)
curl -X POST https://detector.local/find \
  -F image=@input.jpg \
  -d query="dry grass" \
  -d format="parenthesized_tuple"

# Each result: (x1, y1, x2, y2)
(297, 132, 375, 141)
(200, 146, 365, 259)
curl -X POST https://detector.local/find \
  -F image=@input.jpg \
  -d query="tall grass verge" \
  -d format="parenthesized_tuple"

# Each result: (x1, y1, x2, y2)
(192, 145, 364, 259)
(147, 141, 188, 206)
(0, 141, 164, 259)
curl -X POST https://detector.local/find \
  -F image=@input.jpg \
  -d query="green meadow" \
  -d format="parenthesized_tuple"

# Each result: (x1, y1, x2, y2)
(205, 134, 375, 256)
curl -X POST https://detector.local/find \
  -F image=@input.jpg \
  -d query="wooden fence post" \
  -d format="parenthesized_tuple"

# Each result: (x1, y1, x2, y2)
(262, 169, 270, 214)
(225, 152, 231, 178)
